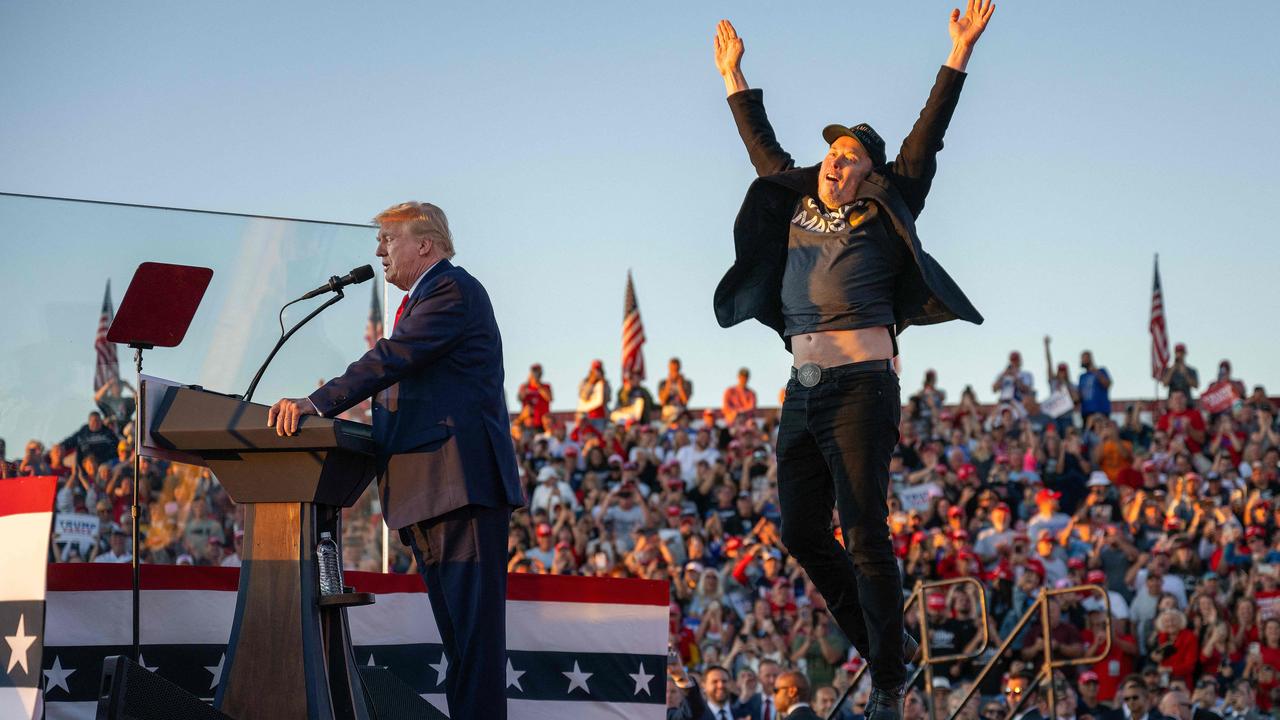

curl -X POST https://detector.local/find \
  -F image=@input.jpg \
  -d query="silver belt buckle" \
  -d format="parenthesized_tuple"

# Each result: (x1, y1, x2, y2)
(796, 363, 822, 388)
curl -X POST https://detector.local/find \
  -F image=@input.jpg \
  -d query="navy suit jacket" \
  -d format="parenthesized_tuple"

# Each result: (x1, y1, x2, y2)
(309, 260, 524, 528)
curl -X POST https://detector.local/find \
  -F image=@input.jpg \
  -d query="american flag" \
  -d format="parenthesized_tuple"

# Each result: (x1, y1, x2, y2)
(1149, 255, 1170, 381)
(93, 280, 119, 392)
(364, 280, 384, 349)
(621, 271, 646, 380)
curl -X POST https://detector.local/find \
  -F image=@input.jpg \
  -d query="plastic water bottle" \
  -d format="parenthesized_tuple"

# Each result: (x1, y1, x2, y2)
(317, 532, 343, 596)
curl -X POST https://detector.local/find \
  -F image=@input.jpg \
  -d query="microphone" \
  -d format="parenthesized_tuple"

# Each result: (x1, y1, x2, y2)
(298, 265, 375, 300)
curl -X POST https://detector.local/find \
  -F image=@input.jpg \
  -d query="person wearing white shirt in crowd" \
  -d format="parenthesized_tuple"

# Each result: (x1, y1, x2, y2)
(676, 428, 721, 484)
(93, 525, 132, 563)
(529, 465, 580, 516)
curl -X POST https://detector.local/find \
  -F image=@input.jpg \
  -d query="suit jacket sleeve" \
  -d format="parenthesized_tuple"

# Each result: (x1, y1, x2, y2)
(673, 682, 707, 720)
(307, 274, 468, 417)
(727, 89, 798, 177)
(887, 66, 968, 219)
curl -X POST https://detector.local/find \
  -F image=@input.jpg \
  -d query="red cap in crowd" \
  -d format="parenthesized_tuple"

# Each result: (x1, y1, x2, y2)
(1036, 488, 1062, 504)
(952, 529, 970, 542)
(536, 523, 552, 537)
(666, 505, 681, 517)
(958, 464, 977, 481)
(1247, 526, 1267, 540)
(591, 358, 603, 369)
(948, 506, 964, 518)
(993, 502, 1011, 514)
(1079, 671, 1099, 684)
(1068, 557, 1085, 570)
(927, 593, 947, 611)
(1086, 570, 1107, 584)
(1141, 460, 1157, 473)
(725, 536, 743, 553)
(1025, 559, 1046, 579)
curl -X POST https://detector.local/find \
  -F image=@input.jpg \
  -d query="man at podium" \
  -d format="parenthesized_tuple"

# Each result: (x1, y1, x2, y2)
(269, 200, 525, 720)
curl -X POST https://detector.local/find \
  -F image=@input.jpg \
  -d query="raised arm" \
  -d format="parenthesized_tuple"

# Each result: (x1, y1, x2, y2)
(715, 19, 796, 177)
(889, 0, 995, 217)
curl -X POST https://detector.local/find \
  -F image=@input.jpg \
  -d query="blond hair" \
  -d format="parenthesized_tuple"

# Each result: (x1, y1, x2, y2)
(373, 201, 455, 259)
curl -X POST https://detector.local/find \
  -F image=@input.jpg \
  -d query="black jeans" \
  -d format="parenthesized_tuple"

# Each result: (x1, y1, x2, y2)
(776, 364, 905, 690)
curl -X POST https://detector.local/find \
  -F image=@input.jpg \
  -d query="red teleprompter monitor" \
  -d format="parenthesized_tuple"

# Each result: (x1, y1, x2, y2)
(106, 262, 213, 349)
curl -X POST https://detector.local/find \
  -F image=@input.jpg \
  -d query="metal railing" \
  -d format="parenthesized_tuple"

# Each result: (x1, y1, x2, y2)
(832, 576, 991, 720)
(950, 583, 1112, 720)
(827, 581, 1113, 720)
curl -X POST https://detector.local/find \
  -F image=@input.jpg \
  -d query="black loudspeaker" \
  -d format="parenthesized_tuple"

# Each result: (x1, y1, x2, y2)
(357, 665, 449, 720)
(96, 655, 231, 720)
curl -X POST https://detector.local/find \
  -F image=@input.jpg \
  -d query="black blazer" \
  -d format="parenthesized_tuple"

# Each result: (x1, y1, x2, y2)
(714, 66, 983, 350)
(309, 260, 524, 528)
(782, 706, 821, 720)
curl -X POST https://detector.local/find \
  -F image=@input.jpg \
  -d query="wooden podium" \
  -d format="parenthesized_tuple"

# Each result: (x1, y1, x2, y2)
(149, 385, 378, 720)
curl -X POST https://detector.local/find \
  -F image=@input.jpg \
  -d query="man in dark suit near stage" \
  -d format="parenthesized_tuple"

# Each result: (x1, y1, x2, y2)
(774, 671, 820, 720)
(268, 200, 524, 720)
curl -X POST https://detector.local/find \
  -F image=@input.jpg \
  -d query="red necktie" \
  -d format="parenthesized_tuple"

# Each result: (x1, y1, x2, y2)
(393, 295, 409, 329)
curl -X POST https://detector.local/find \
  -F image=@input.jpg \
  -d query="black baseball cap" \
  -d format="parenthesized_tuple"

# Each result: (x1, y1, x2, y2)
(822, 123, 886, 167)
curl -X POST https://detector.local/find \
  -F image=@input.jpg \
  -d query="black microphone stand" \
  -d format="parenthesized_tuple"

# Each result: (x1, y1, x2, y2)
(243, 289, 346, 403)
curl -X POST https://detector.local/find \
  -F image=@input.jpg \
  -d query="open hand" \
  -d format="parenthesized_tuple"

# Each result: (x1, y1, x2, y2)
(713, 20, 744, 77)
(950, 0, 996, 48)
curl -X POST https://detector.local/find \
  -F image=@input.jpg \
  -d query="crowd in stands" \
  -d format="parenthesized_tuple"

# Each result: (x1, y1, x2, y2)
(4, 339, 1280, 718)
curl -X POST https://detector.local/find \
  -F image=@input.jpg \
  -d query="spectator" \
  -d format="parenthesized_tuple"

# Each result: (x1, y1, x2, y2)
(1120, 677, 1170, 720)
(1162, 343, 1200, 402)
(516, 363, 553, 433)
(577, 359, 611, 427)
(700, 665, 736, 720)
(1157, 391, 1207, 457)
(722, 368, 758, 426)
(615, 370, 656, 424)
(1078, 349, 1113, 422)
(994, 350, 1035, 407)
(93, 524, 131, 563)
(656, 358, 694, 426)
(60, 410, 119, 466)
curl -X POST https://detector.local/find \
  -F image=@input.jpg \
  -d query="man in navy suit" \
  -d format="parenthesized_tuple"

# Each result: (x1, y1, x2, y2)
(269, 201, 524, 719)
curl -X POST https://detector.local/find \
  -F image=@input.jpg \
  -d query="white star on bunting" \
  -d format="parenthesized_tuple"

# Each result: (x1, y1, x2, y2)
(204, 653, 225, 690)
(429, 651, 448, 686)
(137, 653, 158, 673)
(5, 613, 37, 674)
(43, 655, 75, 694)
(629, 662, 654, 695)
(506, 659, 525, 692)
(563, 660, 592, 695)
(366, 653, 377, 666)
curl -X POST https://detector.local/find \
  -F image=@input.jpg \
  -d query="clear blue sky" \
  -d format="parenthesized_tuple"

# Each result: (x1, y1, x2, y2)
(2, 2, 1278, 440)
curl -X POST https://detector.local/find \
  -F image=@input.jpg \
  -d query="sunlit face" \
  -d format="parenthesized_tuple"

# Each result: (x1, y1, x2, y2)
(703, 668, 731, 704)
(818, 136, 873, 209)
(376, 222, 431, 291)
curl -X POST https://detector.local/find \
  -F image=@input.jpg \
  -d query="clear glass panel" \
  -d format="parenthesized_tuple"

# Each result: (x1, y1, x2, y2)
(0, 193, 388, 569)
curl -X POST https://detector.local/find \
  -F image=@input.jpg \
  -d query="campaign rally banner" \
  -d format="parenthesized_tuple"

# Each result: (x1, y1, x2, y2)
(52, 514, 99, 545)
(1200, 380, 1241, 416)
(0, 476, 56, 720)
(898, 481, 943, 514)
(41, 564, 668, 719)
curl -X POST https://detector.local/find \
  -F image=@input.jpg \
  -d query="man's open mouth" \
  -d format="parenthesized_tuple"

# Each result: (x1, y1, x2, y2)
(824, 173, 838, 182)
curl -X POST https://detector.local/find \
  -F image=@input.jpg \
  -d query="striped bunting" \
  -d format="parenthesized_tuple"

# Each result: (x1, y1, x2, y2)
(41, 565, 668, 719)
(0, 476, 57, 720)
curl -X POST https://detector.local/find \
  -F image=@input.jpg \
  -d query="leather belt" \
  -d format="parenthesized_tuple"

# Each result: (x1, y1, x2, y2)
(790, 359, 893, 388)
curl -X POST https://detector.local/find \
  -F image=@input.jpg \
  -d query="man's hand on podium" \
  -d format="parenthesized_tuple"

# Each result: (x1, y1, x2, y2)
(267, 397, 318, 436)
